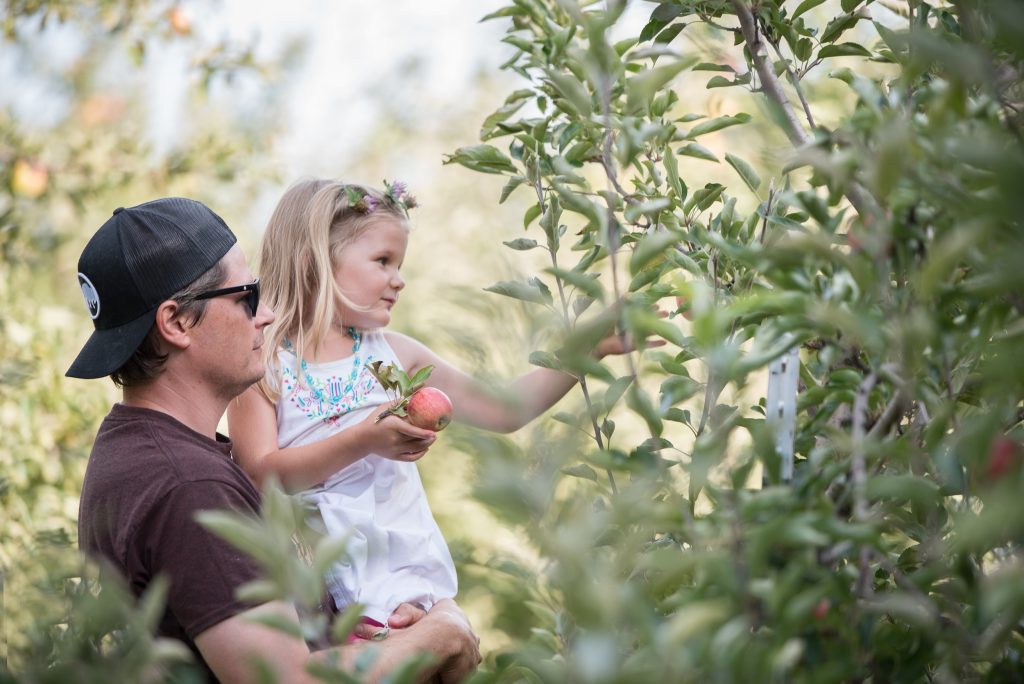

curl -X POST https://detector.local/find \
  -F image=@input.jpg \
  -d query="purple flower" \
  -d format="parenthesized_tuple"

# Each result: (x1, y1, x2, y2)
(390, 181, 407, 199)
(364, 195, 379, 213)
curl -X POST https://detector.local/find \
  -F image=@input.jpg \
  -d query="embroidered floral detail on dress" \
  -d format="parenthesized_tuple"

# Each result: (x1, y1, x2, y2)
(283, 360, 378, 422)
(281, 329, 378, 424)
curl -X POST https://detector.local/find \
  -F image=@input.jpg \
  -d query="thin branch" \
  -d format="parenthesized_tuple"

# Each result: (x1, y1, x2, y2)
(866, 390, 908, 441)
(852, 372, 877, 598)
(730, 0, 810, 147)
(758, 179, 776, 244)
(730, 0, 883, 224)
(764, 33, 816, 129)
(532, 173, 618, 495)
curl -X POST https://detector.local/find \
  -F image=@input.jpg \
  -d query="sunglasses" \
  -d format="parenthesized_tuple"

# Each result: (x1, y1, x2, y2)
(194, 279, 261, 317)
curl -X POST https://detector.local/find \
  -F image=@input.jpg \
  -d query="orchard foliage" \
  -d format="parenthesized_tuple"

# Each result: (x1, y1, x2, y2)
(1, 1, 279, 678)
(444, 0, 1024, 681)
(2, 0, 1023, 682)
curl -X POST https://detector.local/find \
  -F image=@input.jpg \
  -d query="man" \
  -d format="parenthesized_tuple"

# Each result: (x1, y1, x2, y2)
(67, 198, 480, 683)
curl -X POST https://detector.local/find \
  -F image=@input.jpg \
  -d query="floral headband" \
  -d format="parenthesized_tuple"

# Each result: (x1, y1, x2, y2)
(344, 180, 418, 217)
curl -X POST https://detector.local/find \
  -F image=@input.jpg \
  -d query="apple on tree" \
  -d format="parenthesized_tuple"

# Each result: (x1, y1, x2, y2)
(368, 361, 453, 431)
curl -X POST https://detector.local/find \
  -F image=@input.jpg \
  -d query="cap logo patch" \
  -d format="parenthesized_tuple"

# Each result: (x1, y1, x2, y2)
(78, 273, 100, 319)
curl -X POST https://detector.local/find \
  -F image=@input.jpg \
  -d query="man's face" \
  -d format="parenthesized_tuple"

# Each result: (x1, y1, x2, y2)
(187, 245, 274, 398)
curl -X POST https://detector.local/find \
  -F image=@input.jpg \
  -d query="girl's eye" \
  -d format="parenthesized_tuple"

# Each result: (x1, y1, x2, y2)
(376, 257, 388, 265)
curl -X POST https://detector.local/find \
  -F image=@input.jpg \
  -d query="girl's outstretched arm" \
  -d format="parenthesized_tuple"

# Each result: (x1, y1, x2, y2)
(227, 386, 437, 492)
(384, 331, 653, 434)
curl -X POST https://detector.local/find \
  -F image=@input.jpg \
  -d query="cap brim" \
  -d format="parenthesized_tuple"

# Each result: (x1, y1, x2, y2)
(66, 309, 158, 379)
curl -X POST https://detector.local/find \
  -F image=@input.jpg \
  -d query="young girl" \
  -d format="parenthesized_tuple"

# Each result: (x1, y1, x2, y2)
(228, 178, 644, 633)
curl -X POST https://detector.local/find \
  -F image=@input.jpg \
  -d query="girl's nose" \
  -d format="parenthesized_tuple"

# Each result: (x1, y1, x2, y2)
(392, 272, 405, 290)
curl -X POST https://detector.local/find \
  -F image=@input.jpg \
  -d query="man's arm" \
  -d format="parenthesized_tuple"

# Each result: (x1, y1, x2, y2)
(195, 598, 480, 684)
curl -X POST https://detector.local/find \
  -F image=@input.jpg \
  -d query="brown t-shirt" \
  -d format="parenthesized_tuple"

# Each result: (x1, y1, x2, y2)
(78, 403, 264, 680)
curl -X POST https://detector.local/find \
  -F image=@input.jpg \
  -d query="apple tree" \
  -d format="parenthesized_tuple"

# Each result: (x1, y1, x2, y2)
(445, 0, 1024, 681)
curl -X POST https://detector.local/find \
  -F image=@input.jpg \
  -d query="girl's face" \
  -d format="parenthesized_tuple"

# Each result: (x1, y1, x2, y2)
(333, 216, 408, 330)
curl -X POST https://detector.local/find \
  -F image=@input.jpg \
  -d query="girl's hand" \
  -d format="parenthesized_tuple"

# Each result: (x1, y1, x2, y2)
(358, 411, 437, 462)
(350, 602, 428, 639)
(593, 308, 669, 359)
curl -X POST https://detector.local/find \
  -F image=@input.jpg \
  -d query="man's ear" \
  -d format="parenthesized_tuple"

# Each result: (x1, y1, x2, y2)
(153, 300, 192, 351)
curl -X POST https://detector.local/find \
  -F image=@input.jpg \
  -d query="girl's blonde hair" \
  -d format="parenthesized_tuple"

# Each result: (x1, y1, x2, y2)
(257, 178, 408, 400)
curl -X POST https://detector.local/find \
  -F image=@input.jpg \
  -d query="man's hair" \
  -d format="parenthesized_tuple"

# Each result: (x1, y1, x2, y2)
(256, 178, 409, 401)
(110, 259, 228, 388)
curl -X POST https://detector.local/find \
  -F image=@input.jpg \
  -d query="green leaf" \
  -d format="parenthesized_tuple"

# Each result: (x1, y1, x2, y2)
(443, 144, 518, 174)
(792, 0, 827, 20)
(639, 18, 669, 43)
(480, 99, 528, 139)
(677, 143, 719, 162)
(627, 308, 688, 348)
(545, 68, 593, 117)
(663, 146, 684, 199)
(818, 42, 872, 58)
(686, 113, 751, 138)
(626, 57, 697, 115)
(409, 365, 435, 388)
(659, 375, 701, 409)
(626, 385, 663, 437)
(629, 229, 682, 276)
(484, 279, 553, 306)
(481, 6, 528, 21)
(604, 375, 634, 411)
(624, 197, 672, 223)
(706, 75, 737, 89)
(821, 14, 863, 44)
(693, 62, 735, 72)
(529, 350, 563, 370)
(312, 535, 351, 584)
(500, 176, 527, 204)
(504, 238, 540, 251)
(331, 603, 368, 644)
(725, 153, 762, 193)
(523, 203, 542, 229)
(562, 463, 599, 481)
(546, 267, 605, 301)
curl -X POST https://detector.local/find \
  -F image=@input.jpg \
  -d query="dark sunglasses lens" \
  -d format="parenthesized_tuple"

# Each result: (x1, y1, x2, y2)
(245, 285, 260, 316)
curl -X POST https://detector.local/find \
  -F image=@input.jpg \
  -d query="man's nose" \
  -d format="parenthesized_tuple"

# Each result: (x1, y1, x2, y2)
(255, 301, 275, 326)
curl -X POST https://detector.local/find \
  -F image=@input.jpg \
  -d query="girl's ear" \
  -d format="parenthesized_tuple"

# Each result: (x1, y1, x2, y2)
(153, 300, 192, 351)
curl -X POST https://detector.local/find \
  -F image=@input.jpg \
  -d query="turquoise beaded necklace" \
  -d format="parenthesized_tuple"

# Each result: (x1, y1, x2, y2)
(285, 327, 367, 413)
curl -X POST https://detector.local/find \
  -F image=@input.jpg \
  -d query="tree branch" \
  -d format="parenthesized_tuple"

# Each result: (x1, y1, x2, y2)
(852, 372, 877, 598)
(730, 0, 884, 224)
(730, 0, 810, 147)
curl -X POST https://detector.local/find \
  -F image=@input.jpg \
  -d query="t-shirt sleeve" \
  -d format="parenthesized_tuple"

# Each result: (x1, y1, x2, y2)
(136, 479, 264, 639)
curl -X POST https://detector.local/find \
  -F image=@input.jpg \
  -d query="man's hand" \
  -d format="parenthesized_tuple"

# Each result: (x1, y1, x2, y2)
(421, 599, 482, 684)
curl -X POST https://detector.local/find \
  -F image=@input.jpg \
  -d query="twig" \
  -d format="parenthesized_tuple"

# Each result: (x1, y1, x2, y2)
(730, 0, 810, 147)
(764, 32, 817, 129)
(730, 0, 883, 224)
(852, 372, 877, 598)
(533, 174, 618, 495)
(866, 390, 907, 441)
(758, 179, 776, 244)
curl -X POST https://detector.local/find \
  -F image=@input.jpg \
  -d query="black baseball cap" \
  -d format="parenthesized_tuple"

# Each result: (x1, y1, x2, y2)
(66, 197, 237, 379)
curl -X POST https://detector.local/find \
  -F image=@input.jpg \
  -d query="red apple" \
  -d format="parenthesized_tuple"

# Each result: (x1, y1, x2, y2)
(405, 387, 453, 431)
(674, 295, 693, 321)
(984, 436, 1021, 483)
(11, 158, 48, 198)
(169, 6, 192, 35)
(811, 598, 831, 621)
